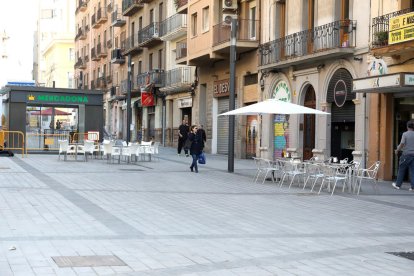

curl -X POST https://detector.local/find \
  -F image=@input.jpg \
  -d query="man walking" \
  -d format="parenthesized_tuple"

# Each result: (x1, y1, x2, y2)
(393, 120, 414, 191)
(177, 119, 189, 156)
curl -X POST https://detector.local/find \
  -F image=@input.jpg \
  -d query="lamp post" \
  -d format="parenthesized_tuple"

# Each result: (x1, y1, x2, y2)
(126, 54, 132, 143)
(228, 18, 237, 173)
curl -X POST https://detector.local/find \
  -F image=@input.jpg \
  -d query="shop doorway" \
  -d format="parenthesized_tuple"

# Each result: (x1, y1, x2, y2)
(303, 86, 316, 160)
(246, 115, 258, 159)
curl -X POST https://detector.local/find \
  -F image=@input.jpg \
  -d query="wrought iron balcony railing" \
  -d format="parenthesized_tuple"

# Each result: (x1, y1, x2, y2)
(159, 14, 187, 38)
(107, 39, 112, 49)
(176, 39, 187, 60)
(91, 13, 99, 28)
(163, 67, 194, 88)
(123, 35, 141, 54)
(137, 69, 165, 87)
(91, 47, 100, 61)
(76, 0, 87, 14)
(138, 22, 161, 45)
(259, 20, 356, 67)
(111, 49, 125, 64)
(213, 19, 259, 46)
(97, 6, 108, 24)
(371, 7, 414, 48)
(97, 43, 107, 57)
(75, 27, 87, 41)
(111, 10, 126, 27)
(122, 0, 143, 16)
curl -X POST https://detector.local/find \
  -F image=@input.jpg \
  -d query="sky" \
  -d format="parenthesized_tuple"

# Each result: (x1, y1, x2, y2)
(0, 0, 38, 85)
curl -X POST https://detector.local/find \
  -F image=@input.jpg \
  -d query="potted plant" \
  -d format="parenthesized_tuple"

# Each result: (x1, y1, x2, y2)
(375, 31, 388, 45)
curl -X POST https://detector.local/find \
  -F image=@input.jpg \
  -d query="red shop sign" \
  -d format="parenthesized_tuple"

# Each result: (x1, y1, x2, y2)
(141, 91, 155, 107)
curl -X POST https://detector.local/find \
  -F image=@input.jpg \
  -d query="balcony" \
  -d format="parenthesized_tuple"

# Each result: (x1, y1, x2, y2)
(138, 22, 162, 47)
(137, 69, 165, 88)
(111, 10, 126, 27)
(91, 13, 100, 29)
(175, 0, 188, 14)
(123, 35, 142, 55)
(159, 67, 195, 94)
(106, 75, 112, 84)
(75, 27, 87, 41)
(159, 14, 187, 41)
(91, 47, 100, 61)
(371, 7, 414, 56)
(213, 19, 259, 55)
(140, 0, 154, 3)
(97, 43, 108, 58)
(111, 48, 125, 64)
(96, 76, 107, 89)
(122, 0, 144, 17)
(76, 0, 87, 14)
(258, 20, 356, 70)
(97, 6, 108, 25)
(119, 79, 139, 95)
(175, 39, 187, 65)
(74, 57, 86, 69)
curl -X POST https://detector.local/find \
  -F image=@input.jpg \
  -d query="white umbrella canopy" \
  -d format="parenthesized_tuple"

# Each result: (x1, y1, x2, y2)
(218, 99, 330, 116)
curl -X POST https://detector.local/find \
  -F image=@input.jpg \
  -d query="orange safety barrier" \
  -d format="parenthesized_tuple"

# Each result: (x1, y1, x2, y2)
(0, 130, 26, 157)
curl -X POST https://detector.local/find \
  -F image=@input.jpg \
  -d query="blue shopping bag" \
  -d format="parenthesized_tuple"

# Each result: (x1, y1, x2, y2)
(198, 152, 206, 164)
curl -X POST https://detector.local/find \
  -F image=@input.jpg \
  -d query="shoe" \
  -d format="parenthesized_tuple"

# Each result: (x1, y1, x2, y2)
(190, 166, 193, 172)
(409, 188, 413, 191)
(177, 153, 181, 156)
(195, 169, 198, 173)
(392, 183, 400, 190)
(186, 154, 189, 157)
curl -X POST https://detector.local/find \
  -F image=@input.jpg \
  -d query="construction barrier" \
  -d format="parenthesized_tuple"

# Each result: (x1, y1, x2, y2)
(0, 130, 26, 157)
(26, 132, 71, 152)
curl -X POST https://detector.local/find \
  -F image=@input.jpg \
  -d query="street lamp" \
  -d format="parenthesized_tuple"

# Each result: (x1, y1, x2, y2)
(228, 17, 237, 173)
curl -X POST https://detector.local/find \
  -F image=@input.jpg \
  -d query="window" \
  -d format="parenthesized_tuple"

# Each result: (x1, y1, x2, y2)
(149, 53, 153, 71)
(67, 72, 74, 88)
(249, 6, 256, 39)
(138, 60, 142, 74)
(191, 13, 198, 36)
(158, 49, 163, 69)
(202, 7, 209, 32)
(69, 48, 75, 61)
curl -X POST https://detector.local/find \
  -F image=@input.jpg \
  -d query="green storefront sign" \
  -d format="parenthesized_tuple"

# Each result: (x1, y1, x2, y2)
(27, 94, 89, 104)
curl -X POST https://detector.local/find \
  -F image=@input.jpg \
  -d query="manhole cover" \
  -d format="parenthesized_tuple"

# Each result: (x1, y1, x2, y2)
(0, 167, 10, 169)
(118, 168, 144, 171)
(52, 255, 127, 267)
(387, 252, 414, 261)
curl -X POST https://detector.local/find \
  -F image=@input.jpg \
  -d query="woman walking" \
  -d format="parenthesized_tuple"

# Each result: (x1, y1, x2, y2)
(188, 125, 202, 173)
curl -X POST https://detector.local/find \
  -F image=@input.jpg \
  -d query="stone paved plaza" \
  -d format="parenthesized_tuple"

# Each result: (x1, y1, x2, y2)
(0, 147, 413, 275)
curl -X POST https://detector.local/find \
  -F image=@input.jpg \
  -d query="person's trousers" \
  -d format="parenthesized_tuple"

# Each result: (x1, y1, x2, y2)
(190, 154, 199, 172)
(177, 138, 188, 154)
(395, 154, 414, 188)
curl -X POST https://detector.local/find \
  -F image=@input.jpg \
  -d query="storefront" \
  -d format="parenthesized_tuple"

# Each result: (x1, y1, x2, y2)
(353, 72, 414, 180)
(327, 69, 356, 162)
(0, 85, 103, 150)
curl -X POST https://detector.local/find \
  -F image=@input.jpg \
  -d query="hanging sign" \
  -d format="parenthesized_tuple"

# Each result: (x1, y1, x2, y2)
(334, 79, 347, 107)
(272, 81, 291, 102)
(141, 91, 155, 107)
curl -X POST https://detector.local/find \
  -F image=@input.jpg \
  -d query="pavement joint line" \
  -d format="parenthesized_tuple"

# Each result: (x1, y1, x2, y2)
(11, 157, 146, 237)
(118, 241, 414, 276)
(0, 232, 412, 242)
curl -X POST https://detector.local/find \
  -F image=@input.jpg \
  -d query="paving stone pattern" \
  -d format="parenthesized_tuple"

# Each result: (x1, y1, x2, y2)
(0, 147, 413, 275)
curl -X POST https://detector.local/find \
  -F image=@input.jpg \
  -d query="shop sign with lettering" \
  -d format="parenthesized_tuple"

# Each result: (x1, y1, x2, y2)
(178, 97, 192, 108)
(272, 81, 291, 102)
(213, 79, 237, 97)
(334, 80, 347, 107)
(389, 11, 414, 44)
(27, 93, 89, 104)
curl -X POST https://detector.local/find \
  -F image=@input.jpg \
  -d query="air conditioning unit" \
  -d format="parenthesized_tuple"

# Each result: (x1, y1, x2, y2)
(223, 0, 237, 10)
(223, 13, 237, 26)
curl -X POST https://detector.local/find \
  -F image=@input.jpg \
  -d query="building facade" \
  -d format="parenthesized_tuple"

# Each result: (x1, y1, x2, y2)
(34, 0, 75, 88)
(353, 0, 414, 180)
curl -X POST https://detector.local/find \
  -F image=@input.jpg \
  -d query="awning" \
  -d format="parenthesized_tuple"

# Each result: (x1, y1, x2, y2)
(352, 73, 414, 93)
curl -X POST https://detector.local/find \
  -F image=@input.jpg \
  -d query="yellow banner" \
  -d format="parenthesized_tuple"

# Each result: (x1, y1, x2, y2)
(389, 12, 414, 32)
(389, 26, 414, 44)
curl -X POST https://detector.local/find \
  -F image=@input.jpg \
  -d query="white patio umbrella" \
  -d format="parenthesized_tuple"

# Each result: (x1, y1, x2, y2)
(218, 99, 330, 116)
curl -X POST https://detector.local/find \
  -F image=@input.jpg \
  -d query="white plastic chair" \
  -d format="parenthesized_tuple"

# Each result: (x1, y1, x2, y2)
(82, 140, 95, 161)
(279, 159, 306, 188)
(102, 141, 113, 163)
(319, 164, 350, 196)
(305, 163, 324, 190)
(58, 140, 69, 161)
(354, 161, 381, 195)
